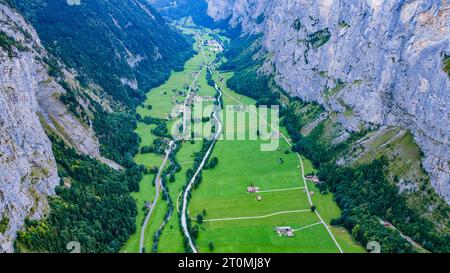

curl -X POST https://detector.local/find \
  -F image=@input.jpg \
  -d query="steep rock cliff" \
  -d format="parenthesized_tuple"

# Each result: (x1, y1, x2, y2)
(207, 0, 450, 203)
(0, 2, 112, 252)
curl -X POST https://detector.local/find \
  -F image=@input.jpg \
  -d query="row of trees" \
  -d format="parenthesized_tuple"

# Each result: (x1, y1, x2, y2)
(150, 140, 184, 253)
(204, 157, 219, 170)
(206, 69, 215, 87)
(178, 140, 216, 252)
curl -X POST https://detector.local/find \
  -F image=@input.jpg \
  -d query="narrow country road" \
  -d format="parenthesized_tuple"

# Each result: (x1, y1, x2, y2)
(139, 141, 174, 253)
(196, 209, 310, 223)
(182, 67, 204, 137)
(139, 35, 209, 253)
(181, 34, 210, 138)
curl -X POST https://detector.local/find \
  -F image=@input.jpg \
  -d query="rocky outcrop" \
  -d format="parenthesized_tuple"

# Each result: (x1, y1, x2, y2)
(0, 2, 116, 252)
(0, 2, 58, 253)
(207, 0, 450, 203)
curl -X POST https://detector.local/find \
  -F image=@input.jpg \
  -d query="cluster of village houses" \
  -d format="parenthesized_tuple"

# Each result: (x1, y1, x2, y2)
(203, 39, 223, 52)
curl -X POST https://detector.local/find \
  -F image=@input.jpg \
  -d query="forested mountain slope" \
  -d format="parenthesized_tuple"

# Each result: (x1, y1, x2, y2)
(150, 0, 242, 36)
(0, 0, 193, 252)
(13, 0, 194, 108)
(150, 0, 215, 26)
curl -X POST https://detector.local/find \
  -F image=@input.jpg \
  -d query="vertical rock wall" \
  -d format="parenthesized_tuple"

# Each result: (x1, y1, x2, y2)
(206, 0, 450, 203)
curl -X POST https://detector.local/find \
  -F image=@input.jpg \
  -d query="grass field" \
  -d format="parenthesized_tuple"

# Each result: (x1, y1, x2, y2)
(188, 70, 365, 253)
(122, 26, 225, 253)
(197, 212, 337, 253)
(123, 24, 364, 253)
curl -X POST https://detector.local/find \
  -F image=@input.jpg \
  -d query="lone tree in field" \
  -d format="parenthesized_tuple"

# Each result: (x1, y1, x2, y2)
(209, 157, 219, 169)
(191, 226, 199, 239)
(169, 173, 175, 182)
(311, 205, 317, 212)
(209, 242, 215, 251)
(202, 209, 207, 216)
(197, 214, 204, 224)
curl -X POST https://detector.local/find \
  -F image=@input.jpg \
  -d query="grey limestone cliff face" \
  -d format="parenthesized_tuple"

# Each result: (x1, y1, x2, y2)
(207, 0, 450, 203)
(0, 3, 59, 253)
(0, 3, 116, 252)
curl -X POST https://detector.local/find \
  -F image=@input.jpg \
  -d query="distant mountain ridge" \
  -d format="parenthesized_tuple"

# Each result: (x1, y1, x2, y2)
(150, 0, 215, 26)
(150, 0, 242, 37)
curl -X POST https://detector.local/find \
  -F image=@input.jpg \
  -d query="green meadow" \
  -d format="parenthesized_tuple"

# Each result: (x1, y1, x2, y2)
(188, 69, 365, 253)
(123, 27, 225, 253)
(197, 213, 339, 253)
(123, 24, 364, 253)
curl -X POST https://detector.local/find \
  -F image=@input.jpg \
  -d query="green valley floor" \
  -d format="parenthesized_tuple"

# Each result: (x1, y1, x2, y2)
(122, 23, 365, 253)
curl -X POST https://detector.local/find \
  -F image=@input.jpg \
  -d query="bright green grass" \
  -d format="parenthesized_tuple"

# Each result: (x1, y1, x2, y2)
(124, 25, 226, 253)
(157, 28, 226, 253)
(143, 197, 169, 253)
(135, 123, 157, 148)
(330, 226, 366, 253)
(122, 36, 205, 253)
(122, 143, 162, 253)
(191, 188, 310, 219)
(136, 31, 220, 120)
(307, 181, 366, 253)
(187, 67, 364, 253)
(126, 24, 362, 253)
(196, 69, 216, 97)
(196, 212, 338, 253)
(189, 72, 337, 252)
(307, 181, 341, 224)
(136, 39, 206, 119)
(188, 136, 334, 252)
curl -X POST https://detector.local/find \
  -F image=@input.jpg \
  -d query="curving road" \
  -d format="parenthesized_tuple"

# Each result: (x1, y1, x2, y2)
(139, 35, 209, 253)
(139, 141, 174, 253)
